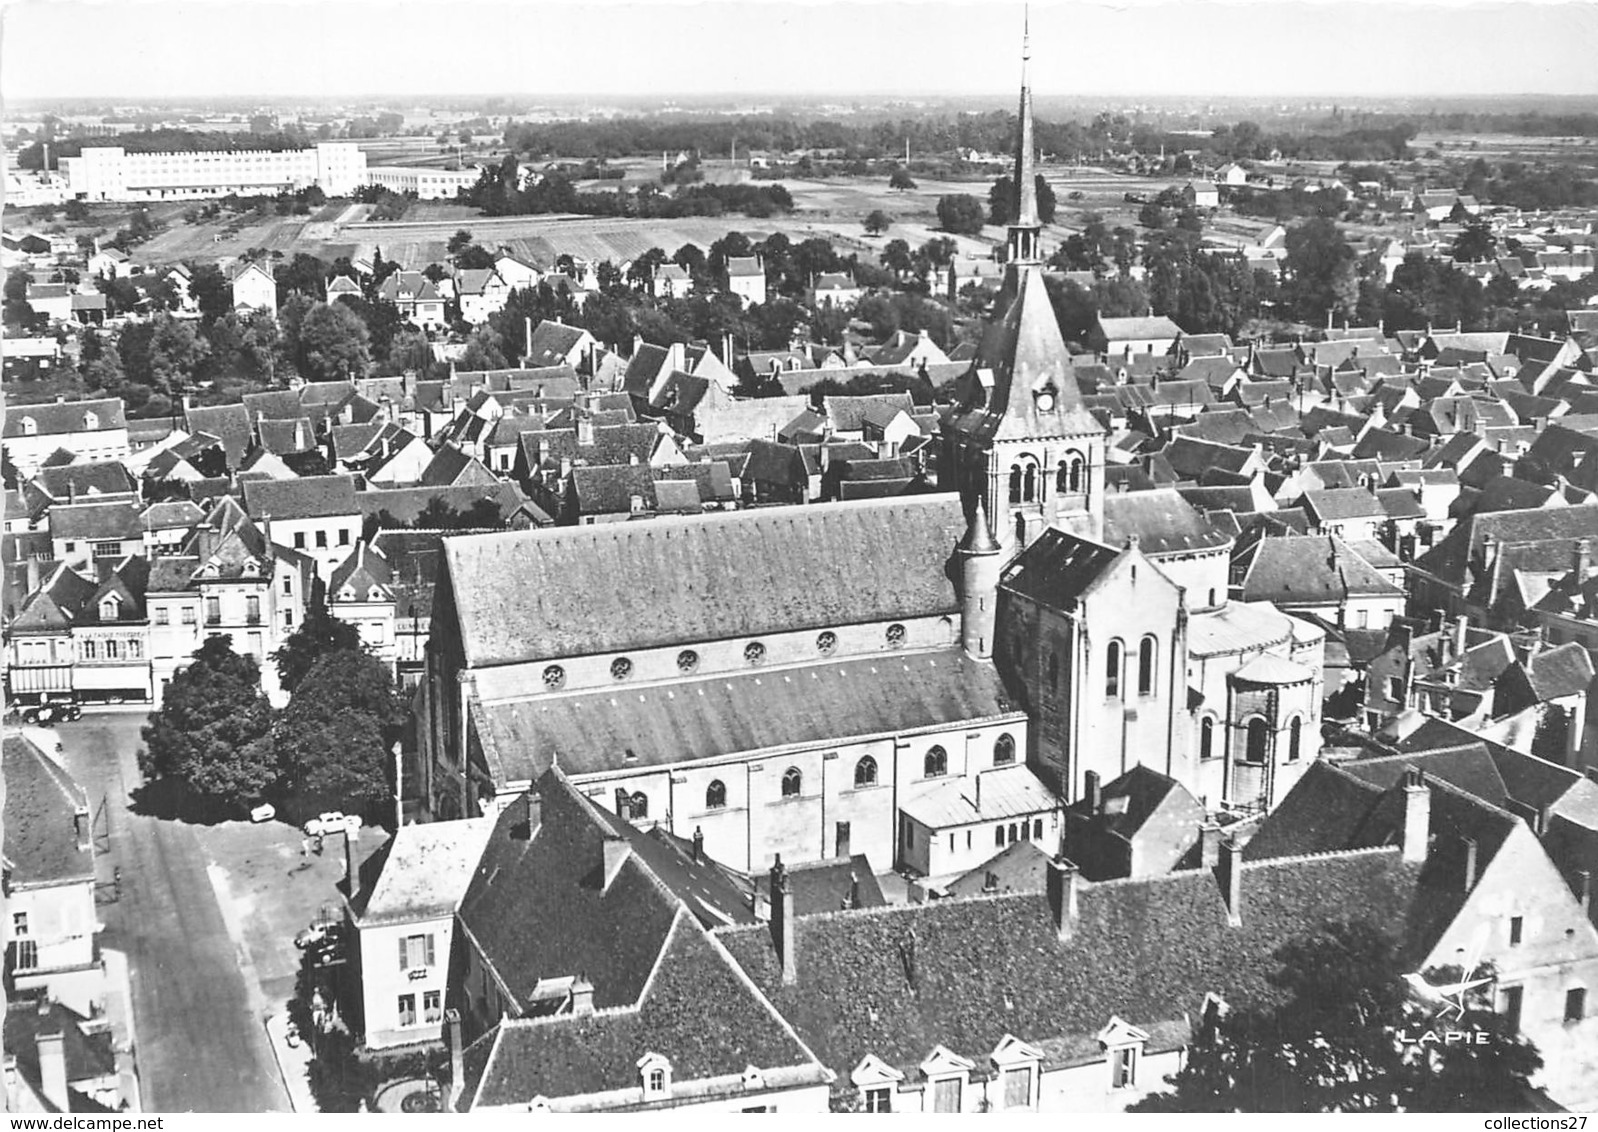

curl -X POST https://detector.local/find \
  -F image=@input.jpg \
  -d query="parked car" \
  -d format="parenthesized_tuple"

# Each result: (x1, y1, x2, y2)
(250, 803, 276, 824)
(23, 700, 82, 725)
(303, 811, 346, 838)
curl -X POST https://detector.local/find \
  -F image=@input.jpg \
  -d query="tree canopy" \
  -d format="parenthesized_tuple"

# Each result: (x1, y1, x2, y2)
(936, 194, 986, 237)
(272, 598, 363, 695)
(139, 636, 278, 809)
(274, 650, 404, 814)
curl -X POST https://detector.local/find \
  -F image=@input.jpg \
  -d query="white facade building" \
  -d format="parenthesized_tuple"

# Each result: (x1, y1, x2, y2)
(61, 143, 368, 201)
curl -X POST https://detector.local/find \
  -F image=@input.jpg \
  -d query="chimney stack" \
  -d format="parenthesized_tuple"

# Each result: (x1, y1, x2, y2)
(1045, 856, 1080, 941)
(1576, 539, 1591, 582)
(1462, 836, 1479, 892)
(1453, 615, 1470, 661)
(344, 822, 361, 902)
(1199, 821, 1222, 869)
(445, 1009, 465, 1110)
(1084, 770, 1102, 814)
(569, 974, 595, 1016)
(1401, 767, 1430, 863)
(1217, 837, 1244, 926)
(35, 1029, 68, 1113)
(770, 856, 797, 985)
(1577, 869, 1592, 918)
(74, 807, 91, 853)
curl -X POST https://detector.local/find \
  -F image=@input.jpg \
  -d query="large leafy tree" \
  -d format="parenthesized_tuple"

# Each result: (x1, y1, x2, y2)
(1284, 216, 1358, 324)
(139, 636, 278, 808)
(272, 598, 363, 695)
(988, 174, 1058, 226)
(936, 193, 986, 237)
(294, 299, 370, 382)
(275, 650, 405, 814)
(1133, 920, 1541, 1112)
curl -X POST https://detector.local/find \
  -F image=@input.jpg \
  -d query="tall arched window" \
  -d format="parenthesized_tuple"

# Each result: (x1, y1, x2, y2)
(1057, 452, 1084, 494)
(1245, 718, 1269, 765)
(1288, 717, 1303, 762)
(1010, 458, 1040, 503)
(781, 768, 802, 797)
(993, 733, 1016, 766)
(854, 756, 878, 788)
(631, 792, 649, 819)
(705, 780, 726, 809)
(1106, 640, 1123, 698)
(1009, 464, 1023, 504)
(1200, 716, 1215, 761)
(924, 745, 948, 778)
(1138, 635, 1158, 697)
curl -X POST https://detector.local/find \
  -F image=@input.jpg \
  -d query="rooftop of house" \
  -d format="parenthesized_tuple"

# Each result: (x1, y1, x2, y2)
(1238, 533, 1404, 603)
(3, 398, 126, 439)
(3, 736, 93, 888)
(900, 766, 1059, 830)
(352, 817, 493, 926)
(240, 474, 359, 520)
(1102, 488, 1233, 556)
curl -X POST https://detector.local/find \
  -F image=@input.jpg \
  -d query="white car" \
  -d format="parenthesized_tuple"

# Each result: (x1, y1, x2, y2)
(343, 814, 363, 835)
(303, 811, 345, 838)
(249, 803, 276, 824)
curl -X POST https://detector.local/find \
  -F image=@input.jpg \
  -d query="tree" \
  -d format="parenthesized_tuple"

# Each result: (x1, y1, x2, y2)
(880, 238, 914, 276)
(988, 175, 1058, 226)
(936, 194, 986, 237)
(4, 267, 30, 304)
(139, 636, 278, 809)
(1133, 920, 1541, 1113)
(1284, 217, 1358, 324)
(1452, 217, 1497, 264)
(187, 263, 233, 321)
(295, 300, 371, 382)
(863, 209, 892, 236)
(274, 650, 404, 814)
(145, 314, 211, 398)
(272, 599, 363, 695)
(888, 168, 916, 191)
(447, 229, 474, 255)
(454, 244, 495, 271)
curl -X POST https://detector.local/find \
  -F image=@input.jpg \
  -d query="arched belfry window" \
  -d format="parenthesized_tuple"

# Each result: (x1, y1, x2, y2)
(1057, 451, 1085, 494)
(1009, 457, 1040, 504)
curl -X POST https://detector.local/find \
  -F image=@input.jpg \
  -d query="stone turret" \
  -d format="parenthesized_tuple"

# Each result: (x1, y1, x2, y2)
(957, 494, 1003, 659)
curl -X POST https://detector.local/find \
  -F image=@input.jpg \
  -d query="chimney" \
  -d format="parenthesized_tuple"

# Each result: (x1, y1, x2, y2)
(1462, 836, 1479, 892)
(1084, 769, 1102, 814)
(577, 417, 595, 447)
(344, 822, 361, 902)
(974, 772, 983, 813)
(602, 835, 630, 891)
(631, 332, 643, 357)
(1199, 821, 1222, 869)
(569, 974, 595, 1016)
(1452, 615, 1470, 661)
(36, 1029, 68, 1113)
(1045, 856, 1079, 941)
(691, 826, 704, 863)
(1576, 539, 1592, 582)
(445, 1009, 465, 1110)
(25, 556, 42, 594)
(525, 316, 533, 359)
(1401, 767, 1430, 863)
(770, 856, 797, 985)
(845, 872, 861, 910)
(1578, 869, 1592, 917)
(1217, 837, 1244, 926)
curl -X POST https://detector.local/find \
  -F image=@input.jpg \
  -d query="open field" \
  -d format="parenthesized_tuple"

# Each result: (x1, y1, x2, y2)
(1411, 132, 1598, 159)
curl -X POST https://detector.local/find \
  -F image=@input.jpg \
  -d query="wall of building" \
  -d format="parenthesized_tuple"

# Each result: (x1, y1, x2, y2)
(62, 144, 367, 201)
(358, 914, 453, 1049)
(3, 429, 131, 480)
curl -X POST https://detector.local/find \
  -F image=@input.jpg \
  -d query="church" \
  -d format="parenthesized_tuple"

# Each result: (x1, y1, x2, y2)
(413, 29, 1322, 883)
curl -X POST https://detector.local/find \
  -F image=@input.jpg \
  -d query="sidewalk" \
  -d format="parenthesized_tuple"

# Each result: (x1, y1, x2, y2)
(263, 1013, 317, 1113)
(102, 949, 143, 1114)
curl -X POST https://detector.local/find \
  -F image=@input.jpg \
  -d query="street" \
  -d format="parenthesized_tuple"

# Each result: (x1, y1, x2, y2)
(51, 712, 292, 1113)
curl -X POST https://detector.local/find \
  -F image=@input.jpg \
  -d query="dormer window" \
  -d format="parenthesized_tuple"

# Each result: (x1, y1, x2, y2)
(919, 1046, 973, 1113)
(851, 1054, 905, 1113)
(99, 596, 119, 621)
(1033, 388, 1056, 413)
(20, 417, 37, 436)
(990, 1034, 1044, 1110)
(1099, 1016, 1150, 1092)
(638, 1052, 672, 1101)
(83, 411, 98, 431)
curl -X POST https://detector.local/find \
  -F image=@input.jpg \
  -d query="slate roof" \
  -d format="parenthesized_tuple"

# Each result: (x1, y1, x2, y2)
(1102, 489, 1232, 556)
(1336, 746, 1509, 808)
(440, 494, 965, 667)
(240, 475, 359, 520)
(47, 500, 142, 540)
(1412, 506, 1598, 591)
(525, 320, 590, 367)
(716, 844, 1420, 1084)
(3, 737, 92, 888)
(360, 483, 536, 528)
(1238, 534, 1404, 603)
(473, 650, 1020, 784)
(5, 997, 117, 1096)
(999, 529, 1123, 609)
(33, 461, 137, 502)
(184, 404, 253, 468)
(751, 856, 887, 917)
(941, 840, 1053, 898)
(2, 398, 125, 438)
(1098, 315, 1183, 341)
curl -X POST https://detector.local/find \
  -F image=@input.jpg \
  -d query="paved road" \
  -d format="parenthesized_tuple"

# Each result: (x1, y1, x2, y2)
(55, 713, 291, 1113)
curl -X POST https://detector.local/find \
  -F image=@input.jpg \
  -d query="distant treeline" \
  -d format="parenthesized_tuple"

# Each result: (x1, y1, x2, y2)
(1417, 111, 1598, 138)
(460, 156, 794, 220)
(17, 129, 313, 170)
(500, 111, 1419, 168)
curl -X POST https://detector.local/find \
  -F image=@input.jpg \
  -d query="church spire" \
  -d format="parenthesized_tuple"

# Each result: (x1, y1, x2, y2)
(1006, 9, 1042, 271)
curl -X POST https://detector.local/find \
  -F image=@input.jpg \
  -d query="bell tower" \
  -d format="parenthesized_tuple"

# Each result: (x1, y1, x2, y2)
(1005, 9, 1043, 275)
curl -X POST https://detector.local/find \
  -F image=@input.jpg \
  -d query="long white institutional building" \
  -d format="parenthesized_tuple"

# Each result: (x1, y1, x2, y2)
(56, 143, 474, 201)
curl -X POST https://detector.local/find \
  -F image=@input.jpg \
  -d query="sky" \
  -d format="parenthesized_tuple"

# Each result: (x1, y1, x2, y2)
(3, 0, 1597, 102)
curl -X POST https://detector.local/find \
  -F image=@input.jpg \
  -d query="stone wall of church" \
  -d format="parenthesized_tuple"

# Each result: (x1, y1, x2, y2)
(1146, 547, 1229, 612)
(568, 718, 1028, 874)
(470, 614, 961, 704)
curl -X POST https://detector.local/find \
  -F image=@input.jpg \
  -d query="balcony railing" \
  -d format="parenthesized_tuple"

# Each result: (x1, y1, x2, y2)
(246, 614, 262, 626)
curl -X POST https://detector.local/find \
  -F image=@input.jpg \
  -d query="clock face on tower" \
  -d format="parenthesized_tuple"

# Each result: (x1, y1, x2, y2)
(1035, 392, 1055, 412)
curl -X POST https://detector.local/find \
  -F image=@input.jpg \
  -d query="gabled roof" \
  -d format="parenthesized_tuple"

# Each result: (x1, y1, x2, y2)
(440, 494, 966, 667)
(48, 499, 142, 541)
(1238, 533, 1404, 603)
(240, 474, 359, 520)
(353, 817, 492, 925)
(1102, 489, 1232, 556)
(3, 398, 125, 439)
(3, 736, 92, 887)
